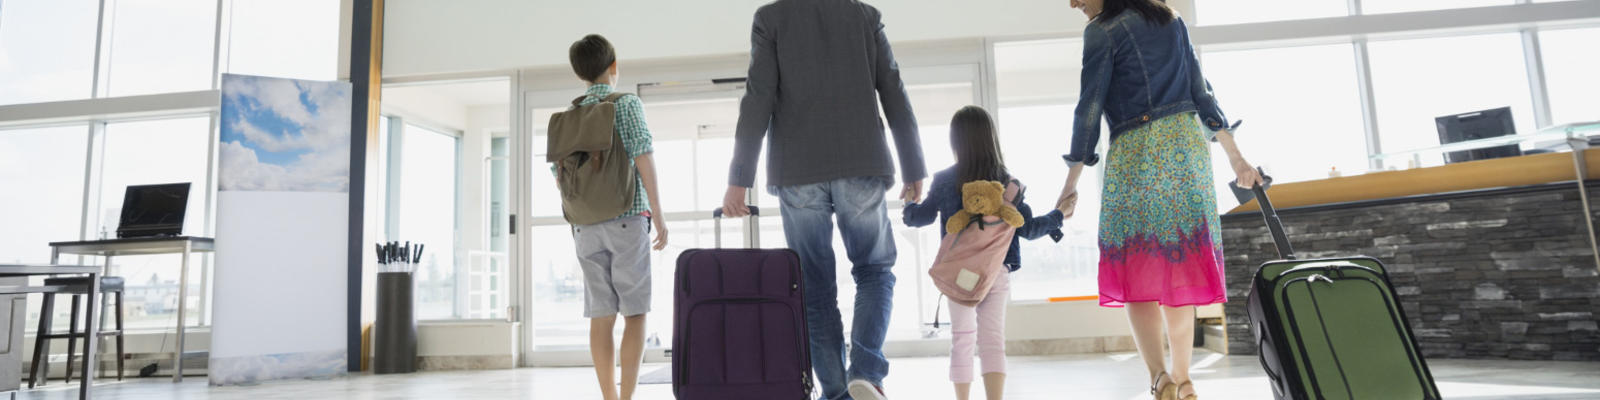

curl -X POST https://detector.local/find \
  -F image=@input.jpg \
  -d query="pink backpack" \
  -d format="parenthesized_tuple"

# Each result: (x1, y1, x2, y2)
(929, 180, 1023, 308)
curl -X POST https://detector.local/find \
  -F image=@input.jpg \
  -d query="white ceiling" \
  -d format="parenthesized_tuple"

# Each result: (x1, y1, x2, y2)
(382, 0, 1080, 77)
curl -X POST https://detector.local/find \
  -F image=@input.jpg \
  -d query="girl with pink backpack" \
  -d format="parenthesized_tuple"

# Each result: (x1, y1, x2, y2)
(903, 106, 1071, 400)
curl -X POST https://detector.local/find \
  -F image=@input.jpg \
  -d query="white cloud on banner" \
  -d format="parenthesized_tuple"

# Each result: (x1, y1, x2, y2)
(219, 75, 351, 193)
(220, 141, 349, 192)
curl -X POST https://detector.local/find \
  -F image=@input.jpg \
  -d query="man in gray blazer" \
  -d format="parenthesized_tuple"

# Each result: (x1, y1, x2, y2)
(721, 1, 925, 399)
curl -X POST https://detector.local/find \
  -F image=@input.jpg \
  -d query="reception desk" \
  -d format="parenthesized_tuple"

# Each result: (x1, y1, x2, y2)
(1218, 150, 1600, 362)
(1226, 150, 1600, 214)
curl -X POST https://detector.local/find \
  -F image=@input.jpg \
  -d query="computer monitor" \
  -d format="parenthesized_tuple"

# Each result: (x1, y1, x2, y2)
(117, 183, 191, 238)
(1436, 107, 1521, 164)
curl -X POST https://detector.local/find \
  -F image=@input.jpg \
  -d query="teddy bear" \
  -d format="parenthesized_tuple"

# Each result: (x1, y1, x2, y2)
(946, 180, 1026, 235)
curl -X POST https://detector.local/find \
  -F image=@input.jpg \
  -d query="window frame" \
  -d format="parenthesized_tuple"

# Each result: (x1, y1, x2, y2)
(379, 113, 474, 321)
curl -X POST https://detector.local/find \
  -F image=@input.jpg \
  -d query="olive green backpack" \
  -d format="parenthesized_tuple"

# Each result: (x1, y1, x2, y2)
(546, 93, 637, 226)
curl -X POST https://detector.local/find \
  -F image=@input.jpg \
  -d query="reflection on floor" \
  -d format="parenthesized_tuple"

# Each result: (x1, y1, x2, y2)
(14, 351, 1600, 399)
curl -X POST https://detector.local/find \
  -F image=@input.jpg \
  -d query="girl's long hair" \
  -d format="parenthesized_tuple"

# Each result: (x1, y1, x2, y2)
(1094, 0, 1175, 25)
(950, 106, 1010, 184)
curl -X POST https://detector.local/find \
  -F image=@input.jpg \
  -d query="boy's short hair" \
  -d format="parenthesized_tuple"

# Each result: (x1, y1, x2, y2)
(569, 34, 616, 83)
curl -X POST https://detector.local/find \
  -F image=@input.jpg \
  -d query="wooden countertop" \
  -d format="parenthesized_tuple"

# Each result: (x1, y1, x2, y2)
(1227, 150, 1599, 214)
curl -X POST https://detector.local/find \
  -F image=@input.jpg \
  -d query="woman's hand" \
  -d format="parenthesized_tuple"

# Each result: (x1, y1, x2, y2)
(1057, 188, 1078, 219)
(1215, 129, 1263, 189)
(1231, 156, 1263, 190)
(1058, 163, 1086, 219)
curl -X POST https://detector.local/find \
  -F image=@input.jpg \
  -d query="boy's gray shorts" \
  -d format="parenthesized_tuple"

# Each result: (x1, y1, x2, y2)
(573, 215, 652, 318)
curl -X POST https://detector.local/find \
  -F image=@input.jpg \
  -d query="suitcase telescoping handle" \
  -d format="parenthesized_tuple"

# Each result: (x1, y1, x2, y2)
(1246, 170, 1296, 260)
(711, 206, 761, 249)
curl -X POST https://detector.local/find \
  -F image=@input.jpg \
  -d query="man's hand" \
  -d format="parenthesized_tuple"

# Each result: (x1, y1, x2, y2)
(901, 179, 924, 204)
(652, 218, 669, 250)
(722, 186, 751, 217)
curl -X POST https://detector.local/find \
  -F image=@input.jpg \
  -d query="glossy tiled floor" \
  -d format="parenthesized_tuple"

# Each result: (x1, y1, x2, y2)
(14, 351, 1600, 399)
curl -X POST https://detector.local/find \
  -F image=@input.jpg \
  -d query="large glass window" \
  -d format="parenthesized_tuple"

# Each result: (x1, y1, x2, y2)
(381, 79, 511, 321)
(224, 0, 340, 81)
(471, 136, 512, 320)
(529, 105, 584, 348)
(0, 126, 88, 263)
(1194, 0, 1348, 26)
(1, 0, 343, 336)
(531, 106, 566, 218)
(1362, 0, 1515, 15)
(1367, 33, 1535, 167)
(0, 0, 100, 105)
(994, 38, 1100, 300)
(528, 224, 585, 347)
(998, 104, 1103, 300)
(396, 123, 461, 320)
(99, 116, 212, 329)
(105, 0, 218, 96)
(643, 98, 740, 212)
(1538, 27, 1600, 127)
(1199, 44, 1368, 210)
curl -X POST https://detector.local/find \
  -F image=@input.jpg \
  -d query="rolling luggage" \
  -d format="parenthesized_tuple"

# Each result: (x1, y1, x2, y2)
(1243, 179, 1441, 400)
(672, 206, 815, 399)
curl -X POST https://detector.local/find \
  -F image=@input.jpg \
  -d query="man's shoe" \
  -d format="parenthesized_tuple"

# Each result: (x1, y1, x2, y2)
(847, 379, 887, 400)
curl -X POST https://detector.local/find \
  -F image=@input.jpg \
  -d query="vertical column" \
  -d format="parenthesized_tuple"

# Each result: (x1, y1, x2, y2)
(175, 243, 191, 382)
(1353, 39, 1384, 171)
(1521, 29, 1553, 129)
(347, 0, 384, 372)
(79, 0, 115, 249)
(200, 0, 229, 328)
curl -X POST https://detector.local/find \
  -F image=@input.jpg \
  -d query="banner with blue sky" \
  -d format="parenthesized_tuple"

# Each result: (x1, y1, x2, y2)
(213, 74, 352, 386)
(220, 74, 352, 193)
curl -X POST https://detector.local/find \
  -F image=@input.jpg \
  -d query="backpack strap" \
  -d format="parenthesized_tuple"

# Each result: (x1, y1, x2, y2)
(568, 92, 634, 107)
(1004, 179, 1025, 206)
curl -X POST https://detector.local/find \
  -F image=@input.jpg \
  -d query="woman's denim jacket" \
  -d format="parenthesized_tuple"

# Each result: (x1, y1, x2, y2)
(1064, 11, 1230, 167)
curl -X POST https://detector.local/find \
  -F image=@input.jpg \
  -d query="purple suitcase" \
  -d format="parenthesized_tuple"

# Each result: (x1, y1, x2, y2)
(672, 206, 814, 399)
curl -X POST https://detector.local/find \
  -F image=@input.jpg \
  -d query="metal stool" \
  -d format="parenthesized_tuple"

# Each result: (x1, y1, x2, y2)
(27, 276, 125, 387)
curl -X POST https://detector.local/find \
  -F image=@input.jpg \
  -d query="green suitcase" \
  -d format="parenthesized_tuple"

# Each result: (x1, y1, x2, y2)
(1243, 181, 1441, 400)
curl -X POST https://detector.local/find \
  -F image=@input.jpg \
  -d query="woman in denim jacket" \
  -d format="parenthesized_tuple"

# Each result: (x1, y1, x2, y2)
(1056, 1, 1264, 399)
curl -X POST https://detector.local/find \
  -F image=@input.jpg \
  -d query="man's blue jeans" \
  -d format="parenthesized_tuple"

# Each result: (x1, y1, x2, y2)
(775, 176, 897, 400)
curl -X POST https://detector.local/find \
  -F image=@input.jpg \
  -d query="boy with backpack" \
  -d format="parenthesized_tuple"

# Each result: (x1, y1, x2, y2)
(548, 34, 667, 400)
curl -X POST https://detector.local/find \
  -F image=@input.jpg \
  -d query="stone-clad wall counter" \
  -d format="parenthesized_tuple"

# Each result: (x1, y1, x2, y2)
(1220, 182, 1600, 361)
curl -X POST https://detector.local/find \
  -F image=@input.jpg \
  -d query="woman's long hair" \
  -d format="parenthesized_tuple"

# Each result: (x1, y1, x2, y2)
(950, 106, 1010, 184)
(1094, 0, 1175, 25)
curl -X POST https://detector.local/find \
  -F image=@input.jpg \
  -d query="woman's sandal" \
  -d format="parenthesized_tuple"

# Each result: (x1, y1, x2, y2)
(1150, 371, 1177, 400)
(1175, 380, 1198, 400)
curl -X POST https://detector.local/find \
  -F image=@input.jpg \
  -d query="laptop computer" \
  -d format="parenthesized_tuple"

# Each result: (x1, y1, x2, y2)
(117, 183, 191, 238)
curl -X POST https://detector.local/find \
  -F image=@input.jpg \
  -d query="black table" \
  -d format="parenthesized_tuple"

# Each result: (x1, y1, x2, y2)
(0, 264, 103, 400)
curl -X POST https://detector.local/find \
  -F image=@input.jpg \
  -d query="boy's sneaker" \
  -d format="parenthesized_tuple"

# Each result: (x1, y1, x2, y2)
(847, 379, 887, 400)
